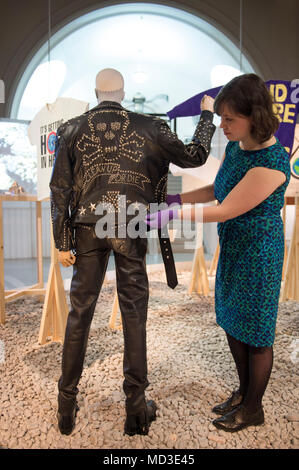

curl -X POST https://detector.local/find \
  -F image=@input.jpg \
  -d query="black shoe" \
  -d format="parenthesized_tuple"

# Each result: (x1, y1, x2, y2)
(212, 404, 264, 432)
(212, 390, 243, 415)
(124, 400, 157, 436)
(57, 404, 79, 435)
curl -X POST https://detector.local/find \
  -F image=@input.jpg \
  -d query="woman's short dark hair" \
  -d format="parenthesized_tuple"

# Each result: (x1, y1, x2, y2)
(214, 73, 279, 143)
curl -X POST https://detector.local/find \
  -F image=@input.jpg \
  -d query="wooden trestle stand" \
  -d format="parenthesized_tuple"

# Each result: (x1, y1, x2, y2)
(188, 223, 209, 296)
(109, 292, 122, 331)
(38, 213, 69, 345)
(0, 194, 45, 325)
(208, 242, 219, 276)
(0, 193, 69, 343)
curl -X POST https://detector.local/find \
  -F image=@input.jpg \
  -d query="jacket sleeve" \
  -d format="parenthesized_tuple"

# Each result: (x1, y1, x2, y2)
(49, 126, 74, 251)
(155, 110, 216, 168)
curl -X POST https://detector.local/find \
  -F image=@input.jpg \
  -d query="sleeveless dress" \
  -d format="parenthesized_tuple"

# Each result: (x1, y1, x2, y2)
(214, 139, 291, 347)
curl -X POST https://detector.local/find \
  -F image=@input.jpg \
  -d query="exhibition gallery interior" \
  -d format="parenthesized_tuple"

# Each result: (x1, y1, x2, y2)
(0, 0, 298, 452)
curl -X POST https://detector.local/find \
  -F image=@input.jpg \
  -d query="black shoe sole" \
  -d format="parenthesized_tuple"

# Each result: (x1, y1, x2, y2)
(212, 417, 264, 433)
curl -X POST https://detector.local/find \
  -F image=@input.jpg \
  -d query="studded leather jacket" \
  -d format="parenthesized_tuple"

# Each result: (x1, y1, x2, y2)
(50, 101, 215, 251)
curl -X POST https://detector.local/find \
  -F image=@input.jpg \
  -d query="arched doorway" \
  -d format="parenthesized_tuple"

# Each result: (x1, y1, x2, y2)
(3, 2, 255, 268)
(12, 2, 254, 122)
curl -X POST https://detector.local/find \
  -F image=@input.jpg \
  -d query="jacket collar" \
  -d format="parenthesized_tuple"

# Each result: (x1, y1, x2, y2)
(94, 101, 124, 110)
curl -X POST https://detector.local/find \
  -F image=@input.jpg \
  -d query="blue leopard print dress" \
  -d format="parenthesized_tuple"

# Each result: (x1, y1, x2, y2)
(214, 139, 291, 347)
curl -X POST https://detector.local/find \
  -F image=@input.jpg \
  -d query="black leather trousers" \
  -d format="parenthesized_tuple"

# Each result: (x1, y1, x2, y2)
(58, 225, 149, 415)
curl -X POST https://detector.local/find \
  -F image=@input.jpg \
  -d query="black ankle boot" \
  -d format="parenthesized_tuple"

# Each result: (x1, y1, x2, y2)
(124, 400, 157, 436)
(57, 403, 79, 435)
(212, 390, 243, 415)
(212, 404, 264, 432)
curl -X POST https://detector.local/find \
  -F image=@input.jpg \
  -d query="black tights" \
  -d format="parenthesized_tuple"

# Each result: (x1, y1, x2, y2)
(226, 333, 273, 413)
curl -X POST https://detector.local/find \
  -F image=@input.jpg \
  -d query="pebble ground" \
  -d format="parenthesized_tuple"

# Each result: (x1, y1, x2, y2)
(0, 271, 298, 449)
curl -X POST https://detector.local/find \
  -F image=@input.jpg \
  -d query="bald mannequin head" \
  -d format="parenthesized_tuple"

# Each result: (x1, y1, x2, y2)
(95, 68, 125, 104)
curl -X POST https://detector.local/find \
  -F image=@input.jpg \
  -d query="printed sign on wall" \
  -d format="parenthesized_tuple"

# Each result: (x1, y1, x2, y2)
(28, 97, 89, 200)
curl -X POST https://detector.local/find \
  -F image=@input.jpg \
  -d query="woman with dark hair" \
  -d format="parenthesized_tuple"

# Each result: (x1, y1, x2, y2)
(147, 74, 291, 432)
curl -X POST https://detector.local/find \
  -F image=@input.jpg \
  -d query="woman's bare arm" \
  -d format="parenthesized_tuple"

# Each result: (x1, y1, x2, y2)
(179, 166, 286, 223)
(181, 184, 215, 204)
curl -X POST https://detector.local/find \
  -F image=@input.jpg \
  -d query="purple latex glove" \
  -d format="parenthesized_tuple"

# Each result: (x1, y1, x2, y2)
(166, 193, 182, 206)
(146, 208, 179, 229)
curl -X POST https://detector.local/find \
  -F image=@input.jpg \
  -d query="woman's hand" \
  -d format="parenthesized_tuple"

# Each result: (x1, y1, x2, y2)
(201, 95, 214, 113)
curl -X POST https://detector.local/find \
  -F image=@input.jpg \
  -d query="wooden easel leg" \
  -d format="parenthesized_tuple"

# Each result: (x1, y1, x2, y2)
(38, 263, 55, 344)
(295, 198, 299, 298)
(209, 243, 219, 276)
(188, 249, 200, 294)
(188, 247, 209, 296)
(38, 219, 69, 345)
(0, 199, 5, 325)
(109, 290, 122, 330)
(196, 254, 202, 295)
(36, 201, 44, 296)
(282, 200, 287, 281)
(199, 247, 209, 296)
(281, 197, 299, 301)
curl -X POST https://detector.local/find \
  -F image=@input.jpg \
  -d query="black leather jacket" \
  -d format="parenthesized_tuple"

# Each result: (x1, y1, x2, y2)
(50, 101, 215, 251)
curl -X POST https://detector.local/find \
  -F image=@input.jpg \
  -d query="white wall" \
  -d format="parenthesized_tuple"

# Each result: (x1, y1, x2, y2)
(3, 201, 51, 259)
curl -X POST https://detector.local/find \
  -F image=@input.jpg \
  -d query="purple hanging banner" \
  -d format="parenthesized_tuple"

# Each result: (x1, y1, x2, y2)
(268, 80, 299, 155)
(167, 86, 221, 120)
(167, 79, 299, 157)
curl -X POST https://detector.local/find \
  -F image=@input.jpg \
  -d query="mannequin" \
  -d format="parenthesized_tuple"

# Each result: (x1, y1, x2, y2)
(50, 67, 216, 436)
